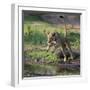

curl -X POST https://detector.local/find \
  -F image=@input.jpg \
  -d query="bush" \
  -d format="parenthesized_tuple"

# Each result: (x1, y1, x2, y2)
(25, 50, 58, 62)
(67, 32, 80, 49)
(24, 30, 47, 45)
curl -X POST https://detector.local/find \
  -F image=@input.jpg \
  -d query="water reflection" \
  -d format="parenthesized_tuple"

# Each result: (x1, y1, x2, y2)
(24, 63, 80, 77)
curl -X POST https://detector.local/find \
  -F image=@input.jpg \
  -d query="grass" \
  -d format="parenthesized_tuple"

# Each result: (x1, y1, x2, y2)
(24, 15, 43, 22)
(68, 32, 80, 49)
(23, 15, 80, 49)
(25, 50, 58, 62)
(24, 30, 47, 45)
(24, 28, 80, 49)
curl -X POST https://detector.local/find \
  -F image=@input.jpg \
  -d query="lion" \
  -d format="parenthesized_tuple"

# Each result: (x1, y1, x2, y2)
(46, 32, 74, 62)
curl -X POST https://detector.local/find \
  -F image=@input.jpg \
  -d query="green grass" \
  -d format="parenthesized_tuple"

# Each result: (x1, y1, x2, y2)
(67, 32, 80, 49)
(24, 29, 80, 49)
(24, 15, 43, 22)
(23, 15, 80, 49)
(24, 30, 47, 45)
(25, 50, 58, 62)
(24, 15, 64, 34)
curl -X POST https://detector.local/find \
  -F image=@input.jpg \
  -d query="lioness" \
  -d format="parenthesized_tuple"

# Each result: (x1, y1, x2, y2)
(46, 32, 73, 62)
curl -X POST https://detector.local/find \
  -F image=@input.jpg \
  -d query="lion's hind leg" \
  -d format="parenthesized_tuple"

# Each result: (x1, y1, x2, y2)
(60, 46, 67, 62)
(65, 39, 74, 61)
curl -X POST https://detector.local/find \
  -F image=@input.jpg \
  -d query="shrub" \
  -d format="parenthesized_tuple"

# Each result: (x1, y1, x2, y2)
(67, 32, 80, 49)
(24, 30, 47, 45)
(25, 50, 58, 62)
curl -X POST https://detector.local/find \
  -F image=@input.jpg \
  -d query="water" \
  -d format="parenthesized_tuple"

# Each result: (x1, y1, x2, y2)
(24, 63, 80, 77)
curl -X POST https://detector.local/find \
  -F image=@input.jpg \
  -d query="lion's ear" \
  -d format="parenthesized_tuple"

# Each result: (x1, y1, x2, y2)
(43, 30, 50, 35)
(43, 29, 46, 33)
(43, 30, 46, 35)
(47, 31, 50, 35)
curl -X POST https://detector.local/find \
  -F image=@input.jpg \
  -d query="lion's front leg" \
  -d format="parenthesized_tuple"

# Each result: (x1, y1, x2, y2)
(46, 41, 56, 51)
(46, 43, 51, 51)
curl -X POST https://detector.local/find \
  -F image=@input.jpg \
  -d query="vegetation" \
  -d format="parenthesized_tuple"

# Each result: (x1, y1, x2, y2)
(24, 28, 80, 49)
(25, 50, 58, 62)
